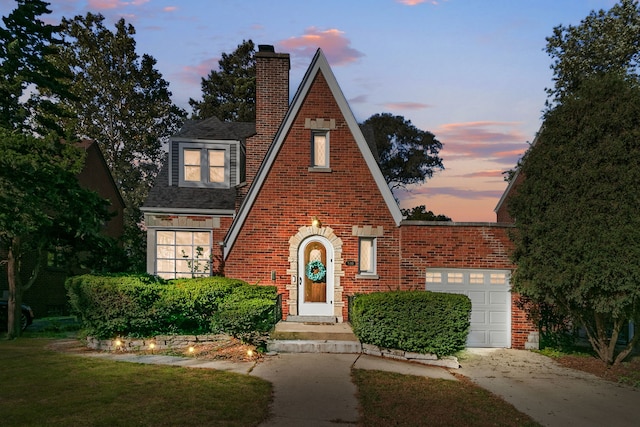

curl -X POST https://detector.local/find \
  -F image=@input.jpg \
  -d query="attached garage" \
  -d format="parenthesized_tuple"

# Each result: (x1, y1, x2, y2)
(425, 268, 511, 348)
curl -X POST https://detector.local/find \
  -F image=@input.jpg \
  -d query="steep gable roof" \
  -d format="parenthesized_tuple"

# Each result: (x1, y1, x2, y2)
(223, 48, 402, 258)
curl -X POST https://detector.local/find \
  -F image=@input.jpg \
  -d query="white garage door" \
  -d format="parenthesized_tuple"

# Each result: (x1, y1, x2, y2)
(425, 268, 511, 348)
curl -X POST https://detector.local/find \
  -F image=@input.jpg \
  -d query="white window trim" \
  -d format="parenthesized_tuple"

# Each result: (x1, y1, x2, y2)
(178, 142, 230, 188)
(153, 229, 213, 279)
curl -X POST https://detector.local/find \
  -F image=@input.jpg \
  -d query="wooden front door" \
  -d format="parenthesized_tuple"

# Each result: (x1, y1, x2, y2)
(298, 236, 333, 316)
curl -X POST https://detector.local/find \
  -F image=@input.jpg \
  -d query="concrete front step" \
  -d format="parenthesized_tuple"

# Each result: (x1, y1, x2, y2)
(267, 339, 362, 354)
(267, 321, 362, 353)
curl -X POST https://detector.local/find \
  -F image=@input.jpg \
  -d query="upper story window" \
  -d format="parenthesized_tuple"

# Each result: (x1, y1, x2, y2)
(311, 130, 329, 169)
(179, 143, 230, 188)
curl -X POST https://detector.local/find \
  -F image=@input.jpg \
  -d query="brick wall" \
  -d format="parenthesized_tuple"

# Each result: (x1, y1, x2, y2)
(399, 222, 536, 349)
(225, 71, 400, 320)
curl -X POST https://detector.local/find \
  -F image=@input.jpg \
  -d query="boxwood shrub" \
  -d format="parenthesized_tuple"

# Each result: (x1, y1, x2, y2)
(66, 274, 278, 341)
(350, 290, 471, 357)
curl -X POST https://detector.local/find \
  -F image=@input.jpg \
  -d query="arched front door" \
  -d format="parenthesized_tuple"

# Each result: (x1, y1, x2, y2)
(298, 236, 334, 316)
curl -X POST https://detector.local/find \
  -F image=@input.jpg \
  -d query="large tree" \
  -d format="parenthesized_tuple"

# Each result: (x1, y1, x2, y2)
(545, 0, 640, 105)
(55, 13, 186, 270)
(0, 0, 71, 134)
(189, 39, 256, 122)
(0, 129, 112, 338)
(362, 113, 443, 191)
(509, 72, 640, 365)
(401, 205, 451, 221)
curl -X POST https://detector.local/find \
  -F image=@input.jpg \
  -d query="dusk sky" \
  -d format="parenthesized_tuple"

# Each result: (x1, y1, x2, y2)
(1, 0, 619, 221)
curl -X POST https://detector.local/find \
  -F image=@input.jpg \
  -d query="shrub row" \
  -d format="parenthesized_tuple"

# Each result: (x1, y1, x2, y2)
(350, 290, 471, 357)
(65, 274, 278, 341)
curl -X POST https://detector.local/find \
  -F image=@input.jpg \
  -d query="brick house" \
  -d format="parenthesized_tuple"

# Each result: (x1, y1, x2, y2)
(142, 45, 535, 348)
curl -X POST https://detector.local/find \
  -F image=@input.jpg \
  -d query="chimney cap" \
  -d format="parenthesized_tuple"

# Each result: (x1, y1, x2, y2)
(258, 44, 275, 53)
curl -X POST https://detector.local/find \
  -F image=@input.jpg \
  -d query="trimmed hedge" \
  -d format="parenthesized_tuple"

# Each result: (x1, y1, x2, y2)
(66, 274, 278, 341)
(350, 290, 471, 357)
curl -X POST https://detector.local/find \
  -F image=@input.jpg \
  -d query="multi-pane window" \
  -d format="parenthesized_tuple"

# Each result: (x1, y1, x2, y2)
(425, 272, 442, 283)
(358, 237, 376, 275)
(208, 150, 225, 183)
(447, 272, 463, 283)
(311, 131, 329, 168)
(183, 149, 201, 181)
(156, 231, 211, 279)
(180, 146, 228, 187)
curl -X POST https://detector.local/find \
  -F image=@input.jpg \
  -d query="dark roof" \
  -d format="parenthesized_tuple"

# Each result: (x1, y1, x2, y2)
(173, 116, 255, 140)
(142, 155, 236, 212)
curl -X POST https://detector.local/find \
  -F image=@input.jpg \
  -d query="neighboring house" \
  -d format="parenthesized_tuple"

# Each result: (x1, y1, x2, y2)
(0, 140, 125, 317)
(142, 45, 536, 349)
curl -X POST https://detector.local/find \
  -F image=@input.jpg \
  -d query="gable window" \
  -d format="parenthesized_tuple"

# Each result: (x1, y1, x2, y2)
(179, 144, 229, 187)
(156, 230, 212, 279)
(358, 237, 377, 276)
(311, 131, 329, 168)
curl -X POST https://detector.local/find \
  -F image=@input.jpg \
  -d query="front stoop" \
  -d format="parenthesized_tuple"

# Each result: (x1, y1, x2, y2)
(267, 321, 362, 354)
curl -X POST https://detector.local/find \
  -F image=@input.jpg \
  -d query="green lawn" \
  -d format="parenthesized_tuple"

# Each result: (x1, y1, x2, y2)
(353, 369, 541, 427)
(0, 338, 271, 427)
(1, 335, 540, 426)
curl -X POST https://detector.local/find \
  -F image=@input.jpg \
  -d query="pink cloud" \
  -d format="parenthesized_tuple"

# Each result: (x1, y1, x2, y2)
(460, 170, 505, 179)
(349, 95, 368, 104)
(396, 0, 441, 5)
(435, 121, 528, 164)
(163, 6, 178, 12)
(279, 27, 364, 66)
(87, 0, 149, 11)
(383, 101, 432, 110)
(175, 57, 220, 86)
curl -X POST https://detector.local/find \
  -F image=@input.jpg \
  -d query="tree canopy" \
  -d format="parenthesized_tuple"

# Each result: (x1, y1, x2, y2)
(189, 39, 256, 122)
(0, 129, 112, 338)
(545, 0, 640, 105)
(401, 205, 451, 221)
(54, 13, 186, 269)
(362, 113, 443, 191)
(0, 0, 71, 134)
(509, 72, 640, 364)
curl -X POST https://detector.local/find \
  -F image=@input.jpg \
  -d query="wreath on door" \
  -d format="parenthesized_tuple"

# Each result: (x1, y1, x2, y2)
(306, 260, 326, 282)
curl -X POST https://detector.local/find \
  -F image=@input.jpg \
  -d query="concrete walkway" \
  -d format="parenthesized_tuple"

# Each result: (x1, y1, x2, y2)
(458, 348, 640, 427)
(251, 353, 455, 427)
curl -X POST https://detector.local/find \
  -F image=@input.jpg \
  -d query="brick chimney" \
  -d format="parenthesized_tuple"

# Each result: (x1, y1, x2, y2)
(243, 44, 290, 195)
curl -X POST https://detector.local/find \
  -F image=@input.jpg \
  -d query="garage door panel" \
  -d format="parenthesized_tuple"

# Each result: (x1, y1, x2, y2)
(470, 311, 486, 324)
(489, 311, 507, 324)
(468, 291, 487, 304)
(425, 268, 511, 348)
(467, 331, 488, 346)
(489, 291, 508, 304)
(489, 331, 509, 347)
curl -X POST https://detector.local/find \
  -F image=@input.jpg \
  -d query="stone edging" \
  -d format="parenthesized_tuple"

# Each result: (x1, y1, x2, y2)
(361, 343, 460, 369)
(86, 334, 231, 352)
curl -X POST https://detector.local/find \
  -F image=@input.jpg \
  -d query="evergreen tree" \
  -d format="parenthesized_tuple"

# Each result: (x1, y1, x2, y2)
(189, 40, 256, 121)
(0, 0, 70, 134)
(509, 72, 640, 365)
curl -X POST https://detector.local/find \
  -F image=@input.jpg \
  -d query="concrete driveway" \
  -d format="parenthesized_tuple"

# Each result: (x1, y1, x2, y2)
(457, 348, 639, 427)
